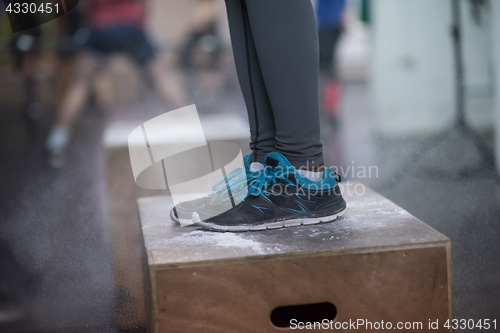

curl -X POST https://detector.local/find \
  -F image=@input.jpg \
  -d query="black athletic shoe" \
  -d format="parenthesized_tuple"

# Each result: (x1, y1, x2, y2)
(170, 153, 263, 225)
(193, 152, 347, 231)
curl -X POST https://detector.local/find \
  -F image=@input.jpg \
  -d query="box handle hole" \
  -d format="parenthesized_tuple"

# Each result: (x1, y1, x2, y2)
(270, 302, 337, 328)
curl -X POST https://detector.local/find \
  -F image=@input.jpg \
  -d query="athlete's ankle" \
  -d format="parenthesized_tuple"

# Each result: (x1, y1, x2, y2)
(298, 163, 325, 182)
(308, 163, 325, 172)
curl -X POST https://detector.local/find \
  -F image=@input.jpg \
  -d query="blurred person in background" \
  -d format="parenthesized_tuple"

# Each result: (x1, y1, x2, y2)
(314, 0, 346, 120)
(45, 0, 187, 168)
(53, 6, 83, 106)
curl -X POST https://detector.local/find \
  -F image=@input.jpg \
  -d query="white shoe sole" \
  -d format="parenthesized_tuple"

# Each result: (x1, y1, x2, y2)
(170, 209, 196, 227)
(170, 209, 180, 223)
(196, 206, 348, 232)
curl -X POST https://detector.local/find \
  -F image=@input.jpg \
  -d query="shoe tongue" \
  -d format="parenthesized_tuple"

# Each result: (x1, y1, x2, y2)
(243, 153, 252, 173)
(264, 152, 293, 169)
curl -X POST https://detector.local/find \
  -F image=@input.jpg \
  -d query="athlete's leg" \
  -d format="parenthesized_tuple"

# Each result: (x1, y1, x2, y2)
(45, 51, 97, 167)
(122, 25, 188, 109)
(145, 54, 188, 109)
(189, 0, 347, 230)
(243, 0, 323, 169)
(55, 51, 97, 128)
(224, 0, 277, 163)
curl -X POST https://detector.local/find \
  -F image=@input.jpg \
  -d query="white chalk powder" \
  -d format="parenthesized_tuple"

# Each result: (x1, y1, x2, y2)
(149, 230, 265, 253)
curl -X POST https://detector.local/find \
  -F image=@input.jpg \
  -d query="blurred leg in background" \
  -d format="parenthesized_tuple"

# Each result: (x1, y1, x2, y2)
(146, 54, 188, 110)
(315, 0, 346, 120)
(54, 6, 83, 105)
(45, 51, 97, 168)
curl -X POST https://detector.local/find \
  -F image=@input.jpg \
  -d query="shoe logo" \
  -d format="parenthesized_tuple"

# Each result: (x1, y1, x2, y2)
(294, 192, 306, 199)
(280, 200, 309, 214)
(260, 190, 310, 215)
(252, 205, 268, 214)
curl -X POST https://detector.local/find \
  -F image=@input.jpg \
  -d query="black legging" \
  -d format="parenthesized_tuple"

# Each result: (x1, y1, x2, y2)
(224, 0, 323, 169)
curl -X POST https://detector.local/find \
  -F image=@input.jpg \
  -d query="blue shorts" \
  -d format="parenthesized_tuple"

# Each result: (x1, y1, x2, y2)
(81, 25, 157, 66)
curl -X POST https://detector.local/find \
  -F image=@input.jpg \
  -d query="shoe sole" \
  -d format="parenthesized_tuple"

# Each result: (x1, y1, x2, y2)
(170, 209, 197, 227)
(170, 209, 180, 223)
(196, 206, 348, 232)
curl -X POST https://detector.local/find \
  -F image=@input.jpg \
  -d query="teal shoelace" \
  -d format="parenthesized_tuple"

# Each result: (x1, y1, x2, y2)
(248, 165, 294, 196)
(211, 168, 264, 202)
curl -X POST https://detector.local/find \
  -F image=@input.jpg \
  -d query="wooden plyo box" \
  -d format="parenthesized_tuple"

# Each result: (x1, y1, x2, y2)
(138, 185, 453, 332)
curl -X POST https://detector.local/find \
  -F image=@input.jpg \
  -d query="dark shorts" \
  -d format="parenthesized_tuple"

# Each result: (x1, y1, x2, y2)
(81, 25, 157, 66)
